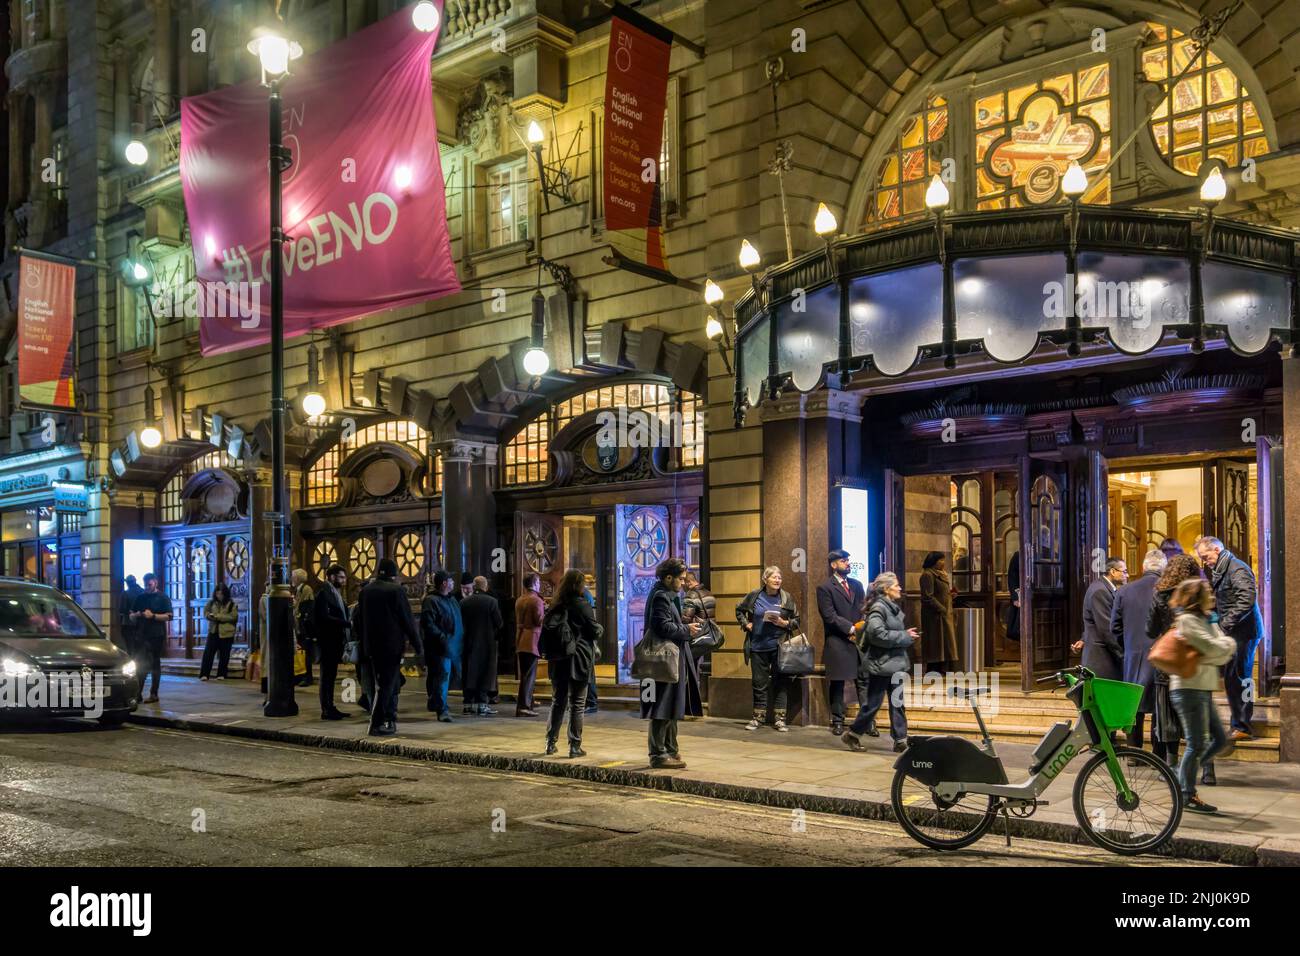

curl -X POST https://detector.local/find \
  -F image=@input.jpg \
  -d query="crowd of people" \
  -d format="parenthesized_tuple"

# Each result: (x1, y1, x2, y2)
(118, 533, 1260, 792)
(1076, 535, 1262, 814)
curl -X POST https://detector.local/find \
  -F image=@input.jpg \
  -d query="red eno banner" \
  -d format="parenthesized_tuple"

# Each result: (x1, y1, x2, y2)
(17, 255, 77, 409)
(603, 3, 674, 275)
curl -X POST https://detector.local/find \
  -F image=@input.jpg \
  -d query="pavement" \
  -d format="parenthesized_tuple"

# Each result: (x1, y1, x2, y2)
(0, 723, 1199, 867)
(125, 674, 1300, 866)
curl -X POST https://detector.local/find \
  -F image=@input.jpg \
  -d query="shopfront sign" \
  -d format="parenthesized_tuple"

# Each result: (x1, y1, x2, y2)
(53, 482, 89, 515)
(16, 255, 77, 409)
(603, 3, 674, 276)
(180, 5, 460, 356)
(839, 486, 870, 584)
(0, 473, 50, 496)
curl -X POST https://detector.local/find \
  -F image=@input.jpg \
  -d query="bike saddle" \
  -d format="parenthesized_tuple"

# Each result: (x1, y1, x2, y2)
(949, 687, 993, 700)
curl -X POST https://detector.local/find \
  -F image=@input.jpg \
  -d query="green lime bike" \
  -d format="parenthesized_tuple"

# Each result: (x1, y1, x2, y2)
(890, 665, 1182, 855)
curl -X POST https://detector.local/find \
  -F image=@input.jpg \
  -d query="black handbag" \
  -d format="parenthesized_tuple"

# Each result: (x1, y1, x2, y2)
(631, 632, 680, 683)
(689, 619, 726, 656)
(777, 632, 815, 676)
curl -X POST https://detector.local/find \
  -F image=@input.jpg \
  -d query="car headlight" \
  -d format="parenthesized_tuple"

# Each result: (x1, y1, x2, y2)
(122, 660, 138, 677)
(1, 657, 31, 677)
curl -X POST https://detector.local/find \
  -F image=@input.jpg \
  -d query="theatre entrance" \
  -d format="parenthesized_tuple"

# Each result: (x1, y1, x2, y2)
(513, 502, 699, 686)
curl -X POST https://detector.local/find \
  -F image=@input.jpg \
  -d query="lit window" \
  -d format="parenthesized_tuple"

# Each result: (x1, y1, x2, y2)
(487, 159, 529, 248)
(1141, 22, 1267, 176)
(976, 62, 1111, 208)
(160, 473, 183, 523)
(312, 540, 338, 580)
(393, 531, 425, 580)
(686, 521, 701, 571)
(868, 95, 949, 226)
(305, 420, 430, 507)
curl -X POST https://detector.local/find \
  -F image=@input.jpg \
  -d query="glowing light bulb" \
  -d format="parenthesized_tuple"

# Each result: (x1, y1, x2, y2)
(705, 316, 724, 340)
(140, 426, 163, 449)
(1200, 165, 1227, 204)
(527, 120, 545, 145)
(412, 1, 441, 32)
(124, 140, 148, 166)
(925, 174, 950, 209)
(302, 392, 327, 418)
(1062, 161, 1088, 198)
(813, 202, 838, 236)
(738, 240, 760, 271)
(703, 279, 724, 305)
(523, 346, 550, 377)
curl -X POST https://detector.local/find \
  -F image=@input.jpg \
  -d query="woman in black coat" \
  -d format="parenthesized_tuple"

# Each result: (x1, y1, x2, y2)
(735, 566, 800, 732)
(639, 557, 702, 770)
(542, 569, 603, 758)
(918, 552, 958, 672)
(1144, 554, 1202, 767)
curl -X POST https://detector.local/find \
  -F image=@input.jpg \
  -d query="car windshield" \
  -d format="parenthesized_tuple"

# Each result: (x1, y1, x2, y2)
(0, 590, 99, 639)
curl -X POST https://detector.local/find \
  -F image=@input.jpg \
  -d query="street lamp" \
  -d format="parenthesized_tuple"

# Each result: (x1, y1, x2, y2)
(250, 21, 301, 718)
(523, 290, 550, 377)
(1062, 161, 1088, 357)
(703, 278, 724, 306)
(300, 340, 327, 419)
(813, 202, 838, 238)
(124, 139, 148, 166)
(411, 1, 441, 32)
(140, 383, 162, 449)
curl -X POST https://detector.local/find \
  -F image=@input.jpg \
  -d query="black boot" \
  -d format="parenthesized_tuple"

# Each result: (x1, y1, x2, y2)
(830, 718, 844, 736)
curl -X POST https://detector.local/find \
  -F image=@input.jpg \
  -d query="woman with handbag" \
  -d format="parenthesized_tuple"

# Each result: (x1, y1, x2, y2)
(1165, 578, 1238, 814)
(735, 566, 799, 732)
(1143, 554, 1200, 768)
(200, 583, 239, 681)
(542, 569, 604, 757)
(842, 572, 917, 754)
(638, 557, 703, 770)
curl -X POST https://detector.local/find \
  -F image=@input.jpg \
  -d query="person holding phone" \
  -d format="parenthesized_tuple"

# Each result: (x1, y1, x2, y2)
(735, 566, 800, 732)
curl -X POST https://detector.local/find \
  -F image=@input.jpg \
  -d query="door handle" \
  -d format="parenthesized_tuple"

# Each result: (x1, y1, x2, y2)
(618, 561, 625, 602)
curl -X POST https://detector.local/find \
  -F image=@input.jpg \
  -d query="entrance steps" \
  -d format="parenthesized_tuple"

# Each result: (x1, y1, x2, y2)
(900, 688, 1280, 762)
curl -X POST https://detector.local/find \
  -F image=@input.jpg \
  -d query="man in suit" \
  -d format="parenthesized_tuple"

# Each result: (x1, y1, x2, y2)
(354, 558, 421, 737)
(461, 576, 504, 715)
(1113, 549, 1166, 751)
(312, 563, 351, 721)
(1073, 556, 1127, 680)
(1195, 535, 1262, 741)
(816, 549, 868, 736)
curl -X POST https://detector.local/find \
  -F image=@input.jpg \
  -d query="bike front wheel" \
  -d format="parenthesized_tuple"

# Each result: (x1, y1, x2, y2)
(1072, 747, 1182, 855)
(891, 766, 998, 850)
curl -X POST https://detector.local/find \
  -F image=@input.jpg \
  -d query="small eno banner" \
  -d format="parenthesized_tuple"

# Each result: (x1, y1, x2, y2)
(603, 2, 674, 277)
(180, 4, 460, 356)
(17, 254, 77, 409)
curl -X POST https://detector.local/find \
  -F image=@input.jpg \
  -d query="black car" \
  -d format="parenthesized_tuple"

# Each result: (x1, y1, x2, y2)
(0, 579, 139, 726)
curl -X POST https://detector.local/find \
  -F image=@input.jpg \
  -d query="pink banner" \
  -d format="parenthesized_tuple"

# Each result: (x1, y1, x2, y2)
(180, 5, 460, 355)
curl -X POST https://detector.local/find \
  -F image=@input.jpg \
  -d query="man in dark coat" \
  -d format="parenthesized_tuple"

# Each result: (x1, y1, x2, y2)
(639, 557, 702, 770)
(354, 558, 421, 737)
(422, 570, 463, 721)
(460, 576, 504, 715)
(312, 563, 351, 721)
(1113, 549, 1166, 747)
(120, 575, 144, 655)
(1196, 535, 1262, 740)
(1074, 557, 1126, 680)
(815, 549, 868, 736)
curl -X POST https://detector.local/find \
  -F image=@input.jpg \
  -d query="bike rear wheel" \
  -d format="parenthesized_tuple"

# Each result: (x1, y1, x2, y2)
(1072, 747, 1182, 855)
(891, 766, 998, 850)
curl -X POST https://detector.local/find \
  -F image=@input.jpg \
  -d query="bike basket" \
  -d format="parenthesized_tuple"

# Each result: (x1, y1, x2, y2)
(1085, 678, 1144, 732)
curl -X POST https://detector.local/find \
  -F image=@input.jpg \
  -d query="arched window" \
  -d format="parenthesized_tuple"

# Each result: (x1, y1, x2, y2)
(1141, 22, 1266, 176)
(158, 449, 240, 524)
(304, 420, 433, 507)
(501, 383, 704, 487)
(868, 95, 949, 225)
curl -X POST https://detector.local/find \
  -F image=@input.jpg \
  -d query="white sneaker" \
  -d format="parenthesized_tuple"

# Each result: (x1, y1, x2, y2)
(774, 718, 789, 733)
(744, 717, 760, 731)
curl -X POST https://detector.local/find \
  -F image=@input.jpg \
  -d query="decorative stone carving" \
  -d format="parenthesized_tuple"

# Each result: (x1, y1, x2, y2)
(456, 71, 511, 156)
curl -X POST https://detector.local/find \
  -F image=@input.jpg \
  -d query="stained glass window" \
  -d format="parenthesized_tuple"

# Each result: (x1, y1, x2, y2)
(501, 385, 705, 486)
(305, 420, 430, 507)
(1141, 22, 1266, 176)
(867, 95, 948, 226)
(159, 473, 183, 524)
(976, 62, 1111, 208)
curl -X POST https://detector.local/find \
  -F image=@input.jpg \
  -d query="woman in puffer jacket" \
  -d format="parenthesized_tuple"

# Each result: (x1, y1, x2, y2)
(842, 571, 917, 754)
(1168, 578, 1238, 814)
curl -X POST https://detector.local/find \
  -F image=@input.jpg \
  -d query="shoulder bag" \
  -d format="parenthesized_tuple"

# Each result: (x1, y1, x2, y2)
(777, 632, 815, 676)
(631, 596, 681, 682)
(1148, 627, 1201, 679)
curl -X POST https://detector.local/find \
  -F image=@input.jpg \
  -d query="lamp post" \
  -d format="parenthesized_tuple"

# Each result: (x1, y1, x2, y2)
(1061, 160, 1088, 358)
(1192, 164, 1228, 354)
(924, 175, 955, 368)
(702, 279, 733, 374)
(249, 24, 302, 718)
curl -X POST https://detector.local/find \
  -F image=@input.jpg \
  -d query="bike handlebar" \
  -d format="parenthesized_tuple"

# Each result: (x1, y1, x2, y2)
(1036, 664, 1094, 685)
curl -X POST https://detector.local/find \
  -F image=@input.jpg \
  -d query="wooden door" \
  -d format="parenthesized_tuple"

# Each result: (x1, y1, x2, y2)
(223, 535, 252, 641)
(1145, 500, 1177, 553)
(515, 512, 565, 603)
(615, 504, 670, 683)
(1216, 459, 1252, 566)
(188, 537, 216, 653)
(1021, 458, 1069, 688)
(883, 469, 906, 579)
(163, 541, 186, 654)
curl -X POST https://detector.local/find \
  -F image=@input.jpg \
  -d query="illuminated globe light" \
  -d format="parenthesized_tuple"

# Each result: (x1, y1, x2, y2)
(394, 165, 413, 190)
(526, 120, 545, 145)
(124, 140, 148, 166)
(738, 239, 760, 271)
(924, 174, 950, 210)
(140, 425, 163, 449)
(1061, 161, 1088, 198)
(411, 1, 441, 32)
(247, 29, 302, 77)
(1200, 165, 1227, 205)
(523, 346, 550, 377)
(813, 202, 838, 236)
(705, 315, 724, 340)
(131, 261, 149, 282)
(302, 391, 327, 418)
(703, 279, 724, 305)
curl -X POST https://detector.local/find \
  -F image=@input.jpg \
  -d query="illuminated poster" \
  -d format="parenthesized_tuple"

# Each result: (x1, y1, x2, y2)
(839, 487, 870, 583)
(603, 3, 674, 276)
(17, 254, 77, 410)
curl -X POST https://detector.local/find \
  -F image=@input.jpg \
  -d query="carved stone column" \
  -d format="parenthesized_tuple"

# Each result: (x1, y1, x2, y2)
(436, 438, 499, 579)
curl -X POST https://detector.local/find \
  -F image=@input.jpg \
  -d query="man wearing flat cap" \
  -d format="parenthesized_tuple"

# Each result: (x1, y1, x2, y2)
(816, 549, 869, 736)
